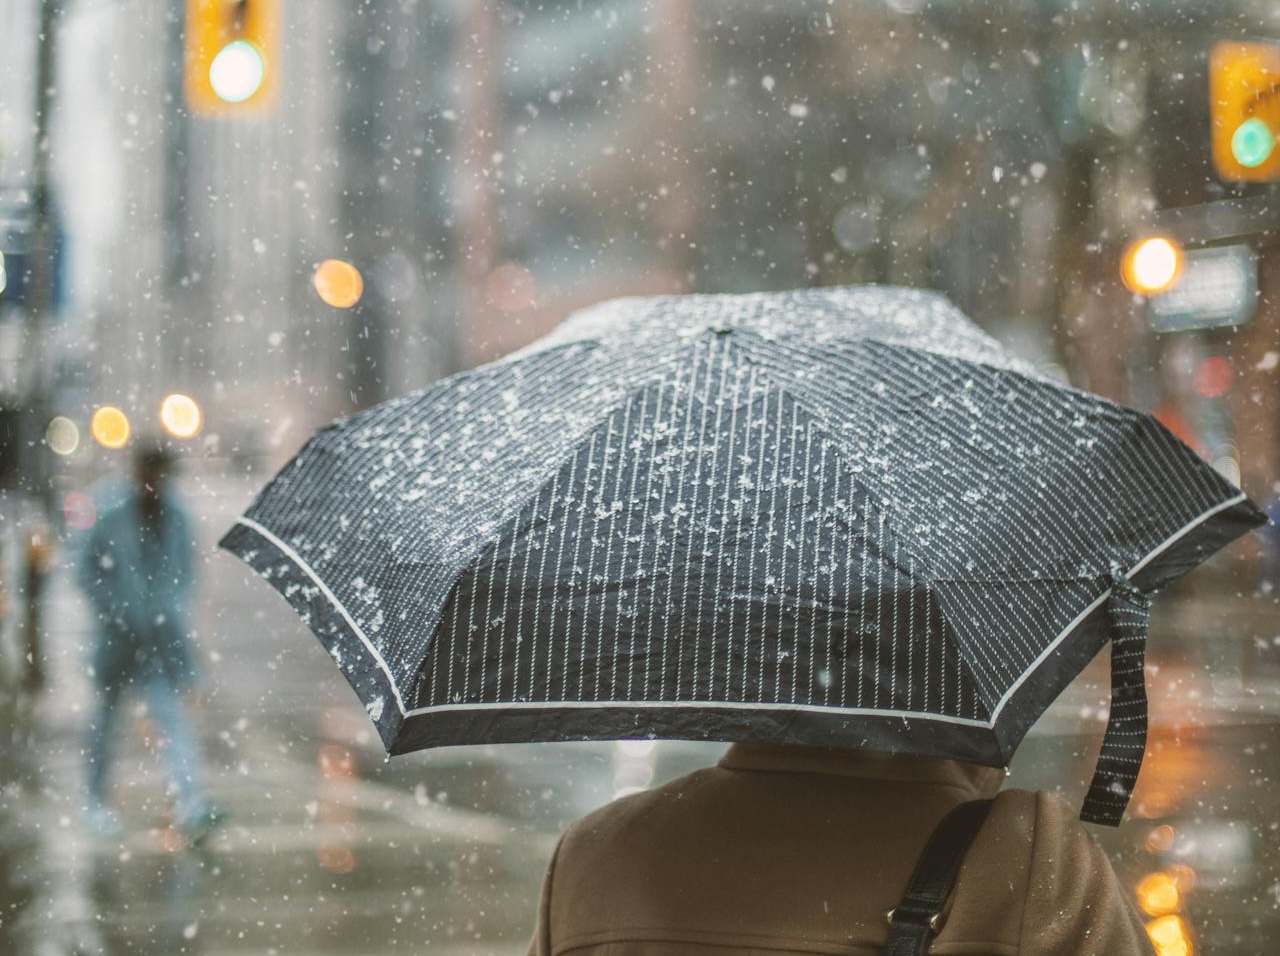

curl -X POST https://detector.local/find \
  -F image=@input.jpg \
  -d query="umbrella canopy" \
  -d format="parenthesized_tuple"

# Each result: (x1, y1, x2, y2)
(220, 286, 1264, 825)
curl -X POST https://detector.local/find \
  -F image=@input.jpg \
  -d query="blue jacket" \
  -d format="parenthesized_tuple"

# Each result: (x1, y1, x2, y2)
(75, 486, 198, 690)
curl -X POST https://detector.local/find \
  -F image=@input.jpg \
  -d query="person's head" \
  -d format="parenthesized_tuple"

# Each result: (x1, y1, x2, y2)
(134, 438, 176, 501)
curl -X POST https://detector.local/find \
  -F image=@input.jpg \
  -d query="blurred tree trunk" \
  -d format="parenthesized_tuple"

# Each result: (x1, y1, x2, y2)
(1233, 245, 1280, 503)
(453, 0, 501, 357)
(648, 0, 701, 291)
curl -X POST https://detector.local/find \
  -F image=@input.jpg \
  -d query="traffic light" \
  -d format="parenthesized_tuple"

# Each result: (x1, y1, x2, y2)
(184, 0, 280, 116)
(1210, 40, 1280, 182)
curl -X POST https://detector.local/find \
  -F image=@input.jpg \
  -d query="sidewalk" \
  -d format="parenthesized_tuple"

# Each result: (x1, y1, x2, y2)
(0, 469, 565, 956)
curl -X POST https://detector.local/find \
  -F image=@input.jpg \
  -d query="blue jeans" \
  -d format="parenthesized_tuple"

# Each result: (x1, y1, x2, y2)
(85, 666, 208, 824)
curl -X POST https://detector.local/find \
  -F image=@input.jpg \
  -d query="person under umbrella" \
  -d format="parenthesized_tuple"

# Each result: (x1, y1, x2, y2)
(221, 287, 1261, 954)
(524, 745, 1151, 956)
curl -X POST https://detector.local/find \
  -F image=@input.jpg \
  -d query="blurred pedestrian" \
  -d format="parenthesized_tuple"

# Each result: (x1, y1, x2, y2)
(21, 525, 53, 694)
(75, 439, 222, 841)
(527, 743, 1153, 955)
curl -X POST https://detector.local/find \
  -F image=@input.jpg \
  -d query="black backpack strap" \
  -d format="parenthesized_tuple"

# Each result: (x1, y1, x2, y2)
(880, 799, 994, 956)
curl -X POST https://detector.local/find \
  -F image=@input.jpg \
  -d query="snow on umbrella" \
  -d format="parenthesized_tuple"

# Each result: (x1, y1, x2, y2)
(219, 286, 1264, 826)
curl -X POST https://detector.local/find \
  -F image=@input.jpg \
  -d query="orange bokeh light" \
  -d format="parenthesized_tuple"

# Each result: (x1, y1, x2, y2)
(1136, 872, 1181, 917)
(1145, 824, 1176, 854)
(314, 259, 364, 308)
(91, 406, 131, 450)
(318, 744, 355, 778)
(1146, 914, 1194, 956)
(316, 844, 357, 873)
(1121, 236, 1184, 295)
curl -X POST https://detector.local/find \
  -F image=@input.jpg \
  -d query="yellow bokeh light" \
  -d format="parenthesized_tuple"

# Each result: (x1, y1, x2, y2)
(91, 406, 131, 450)
(46, 416, 80, 456)
(1136, 872, 1181, 917)
(1146, 914, 1193, 956)
(314, 259, 364, 309)
(160, 393, 203, 439)
(1121, 236, 1184, 295)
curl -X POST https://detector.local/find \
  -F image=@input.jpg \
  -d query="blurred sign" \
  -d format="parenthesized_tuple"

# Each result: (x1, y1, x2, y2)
(0, 406, 20, 489)
(1211, 41, 1280, 182)
(0, 251, 25, 304)
(1149, 245, 1256, 333)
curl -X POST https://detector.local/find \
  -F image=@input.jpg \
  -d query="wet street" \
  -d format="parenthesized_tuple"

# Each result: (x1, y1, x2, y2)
(2, 466, 1278, 955)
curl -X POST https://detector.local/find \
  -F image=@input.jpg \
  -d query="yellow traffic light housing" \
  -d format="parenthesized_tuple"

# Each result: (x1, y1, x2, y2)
(184, 0, 280, 116)
(1211, 40, 1280, 182)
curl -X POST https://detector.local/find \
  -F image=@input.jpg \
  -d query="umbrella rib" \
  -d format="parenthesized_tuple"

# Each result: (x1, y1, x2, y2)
(595, 399, 633, 705)
(553, 440, 587, 701)
(688, 334, 734, 700)
(708, 360, 750, 702)
(617, 391, 652, 702)
(676, 336, 725, 699)
(729, 332, 1081, 708)
(799, 421, 818, 706)
(530, 468, 562, 702)
(815, 434, 831, 708)
(747, 336, 1104, 570)
(574, 429, 604, 702)
(656, 347, 704, 701)
(775, 400, 802, 704)
(849, 468, 862, 709)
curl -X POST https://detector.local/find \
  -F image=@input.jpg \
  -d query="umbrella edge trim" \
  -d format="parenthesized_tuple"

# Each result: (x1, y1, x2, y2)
(229, 512, 995, 734)
(399, 698, 992, 727)
(232, 515, 412, 717)
(230, 491, 1250, 738)
(986, 490, 1249, 726)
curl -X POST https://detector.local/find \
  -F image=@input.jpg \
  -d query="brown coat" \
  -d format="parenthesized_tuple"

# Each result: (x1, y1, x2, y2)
(528, 743, 1153, 956)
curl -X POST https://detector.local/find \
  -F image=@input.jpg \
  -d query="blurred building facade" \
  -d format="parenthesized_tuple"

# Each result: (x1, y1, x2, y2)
(0, 0, 1275, 511)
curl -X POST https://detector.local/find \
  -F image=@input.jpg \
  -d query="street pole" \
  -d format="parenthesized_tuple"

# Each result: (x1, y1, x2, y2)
(452, 0, 500, 367)
(649, 0, 700, 292)
(24, 0, 60, 515)
(12, 0, 63, 701)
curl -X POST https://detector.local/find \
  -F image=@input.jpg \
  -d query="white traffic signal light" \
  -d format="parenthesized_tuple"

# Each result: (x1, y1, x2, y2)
(1122, 236, 1184, 296)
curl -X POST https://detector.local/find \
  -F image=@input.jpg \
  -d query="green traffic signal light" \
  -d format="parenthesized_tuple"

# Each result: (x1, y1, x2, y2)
(1231, 117, 1275, 168)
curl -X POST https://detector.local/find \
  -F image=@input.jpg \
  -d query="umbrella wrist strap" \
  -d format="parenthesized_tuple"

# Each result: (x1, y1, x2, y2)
(881, 798, 994, 956)
(1080, 572, 1152, 827)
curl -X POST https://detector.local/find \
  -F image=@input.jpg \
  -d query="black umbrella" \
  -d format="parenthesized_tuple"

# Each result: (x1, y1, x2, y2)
(220, 286, 1264, 825)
